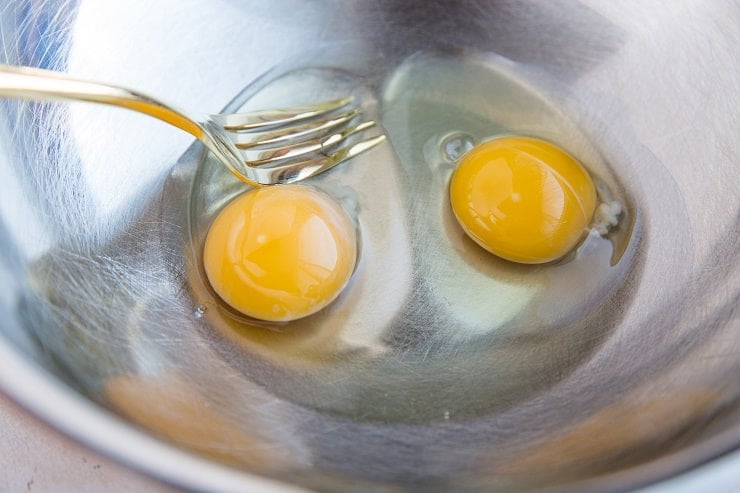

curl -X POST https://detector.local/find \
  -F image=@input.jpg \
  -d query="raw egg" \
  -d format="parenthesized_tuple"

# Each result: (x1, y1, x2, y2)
(449, 136, 597, 264)
(203, 185, 357, 322)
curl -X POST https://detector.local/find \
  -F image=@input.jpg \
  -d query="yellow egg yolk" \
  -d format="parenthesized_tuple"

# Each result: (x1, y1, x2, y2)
(203, 185, 357, 322)
(449, 136, 597, 264)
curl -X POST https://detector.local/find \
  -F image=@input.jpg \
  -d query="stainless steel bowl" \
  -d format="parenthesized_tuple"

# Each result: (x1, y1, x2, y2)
(0, 1, 738, 491)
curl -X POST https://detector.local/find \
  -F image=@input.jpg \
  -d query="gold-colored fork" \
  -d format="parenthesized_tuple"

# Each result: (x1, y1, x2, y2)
(0, 65, 385, 186)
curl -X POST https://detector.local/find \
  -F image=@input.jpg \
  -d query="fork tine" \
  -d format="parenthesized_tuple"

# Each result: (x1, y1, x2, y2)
(252, 133, 386, 184)
(333, 133, 387, 161)
(212, 95, 384, 183)
(227, 108, 361, 149)
(242, 120, 378, 167)
(212, 96, 354, 131)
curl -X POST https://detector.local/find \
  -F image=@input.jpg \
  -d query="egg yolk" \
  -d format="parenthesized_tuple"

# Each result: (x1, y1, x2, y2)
(203, 185, 357, 322)
(449, 136, 597, 264)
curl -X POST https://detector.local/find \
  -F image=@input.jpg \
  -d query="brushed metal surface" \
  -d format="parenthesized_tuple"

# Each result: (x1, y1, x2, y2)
(0, 1, 738, 492)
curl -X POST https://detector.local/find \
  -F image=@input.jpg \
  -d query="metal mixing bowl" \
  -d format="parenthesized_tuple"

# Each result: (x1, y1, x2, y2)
(0, 1, 738, 491)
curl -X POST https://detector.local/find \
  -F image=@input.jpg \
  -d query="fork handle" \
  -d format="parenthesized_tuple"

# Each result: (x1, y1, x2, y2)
(0, 64, 204, 140)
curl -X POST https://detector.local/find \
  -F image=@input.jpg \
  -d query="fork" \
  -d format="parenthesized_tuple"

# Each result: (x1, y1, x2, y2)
(0, 65, 385, 186)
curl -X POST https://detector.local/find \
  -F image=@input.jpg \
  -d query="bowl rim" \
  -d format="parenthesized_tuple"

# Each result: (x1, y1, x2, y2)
(0, 334, 309, 493)
(2, 329, 740, 492)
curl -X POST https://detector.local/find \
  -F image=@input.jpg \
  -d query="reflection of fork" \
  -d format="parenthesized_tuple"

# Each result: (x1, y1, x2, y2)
(0, 65, 385, 186)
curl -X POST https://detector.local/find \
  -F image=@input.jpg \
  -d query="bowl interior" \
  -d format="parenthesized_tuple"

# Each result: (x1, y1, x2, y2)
(0, 1, 738, 492)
